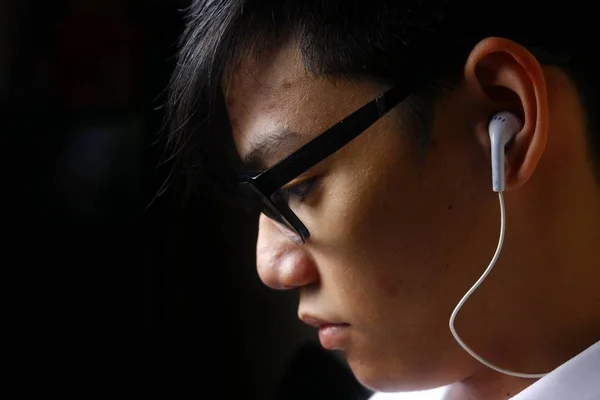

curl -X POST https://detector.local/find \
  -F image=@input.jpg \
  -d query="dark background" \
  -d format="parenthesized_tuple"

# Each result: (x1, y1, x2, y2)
(2, 0, 371, 398)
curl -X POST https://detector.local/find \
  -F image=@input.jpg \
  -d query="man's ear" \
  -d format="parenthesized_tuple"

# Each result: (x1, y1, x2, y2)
(464, 37, 550, 191)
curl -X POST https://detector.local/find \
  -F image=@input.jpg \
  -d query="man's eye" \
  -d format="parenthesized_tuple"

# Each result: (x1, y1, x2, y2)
(278, 177, 319, 204)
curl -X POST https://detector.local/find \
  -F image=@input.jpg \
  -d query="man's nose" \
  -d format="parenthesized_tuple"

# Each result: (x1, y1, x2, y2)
(255, 214, 319, 290)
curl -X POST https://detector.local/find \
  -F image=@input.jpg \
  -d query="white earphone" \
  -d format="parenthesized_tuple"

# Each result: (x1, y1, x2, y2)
(488, 111, 522, 192)
(449, 112, 549, 379)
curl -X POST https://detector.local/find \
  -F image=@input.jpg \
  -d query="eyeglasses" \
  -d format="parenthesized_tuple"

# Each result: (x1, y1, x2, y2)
(237, 83, 418, 243)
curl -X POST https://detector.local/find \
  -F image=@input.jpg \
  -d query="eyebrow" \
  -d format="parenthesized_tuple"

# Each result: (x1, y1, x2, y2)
(242, 129, 305, 170)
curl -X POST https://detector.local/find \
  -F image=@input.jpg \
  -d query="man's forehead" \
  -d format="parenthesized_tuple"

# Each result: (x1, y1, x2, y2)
(225, 41, 308, 96)
(224, 43, 318, 160)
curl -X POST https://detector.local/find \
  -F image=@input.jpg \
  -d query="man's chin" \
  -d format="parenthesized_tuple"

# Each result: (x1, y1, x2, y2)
(346, 355, 446, 393)
(347, 357, 404, 392)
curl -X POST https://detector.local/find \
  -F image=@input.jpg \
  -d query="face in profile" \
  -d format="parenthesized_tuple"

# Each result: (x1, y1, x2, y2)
(224, 38, 595, 392)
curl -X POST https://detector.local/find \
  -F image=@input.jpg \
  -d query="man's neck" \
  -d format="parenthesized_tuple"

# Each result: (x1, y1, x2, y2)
(442, 334, 600, 400)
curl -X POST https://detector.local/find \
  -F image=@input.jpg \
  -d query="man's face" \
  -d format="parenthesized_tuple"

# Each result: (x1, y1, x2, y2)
(225, 41, 536, 391)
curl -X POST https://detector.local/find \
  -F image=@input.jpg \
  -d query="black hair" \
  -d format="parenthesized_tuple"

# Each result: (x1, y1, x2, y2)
(166, 0, 597, 199)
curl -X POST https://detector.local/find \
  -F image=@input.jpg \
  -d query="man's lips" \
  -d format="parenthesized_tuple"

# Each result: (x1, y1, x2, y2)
(299, 315, 350, 350)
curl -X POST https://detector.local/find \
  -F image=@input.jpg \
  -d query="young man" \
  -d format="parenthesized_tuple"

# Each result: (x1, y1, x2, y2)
(167, 1, 599, 399)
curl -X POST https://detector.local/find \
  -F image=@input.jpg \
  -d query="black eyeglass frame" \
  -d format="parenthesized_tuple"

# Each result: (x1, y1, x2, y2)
(237, 82, 420, 243)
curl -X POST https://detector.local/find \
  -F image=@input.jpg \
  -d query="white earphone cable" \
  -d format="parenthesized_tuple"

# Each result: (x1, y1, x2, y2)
(449, 192, 549, 379)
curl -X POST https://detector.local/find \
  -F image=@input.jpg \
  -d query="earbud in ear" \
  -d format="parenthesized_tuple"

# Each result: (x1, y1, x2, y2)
(488, 111, 521, 192)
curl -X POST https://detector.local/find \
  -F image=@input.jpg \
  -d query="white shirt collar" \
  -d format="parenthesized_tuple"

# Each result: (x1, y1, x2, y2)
(510, 340, 600, 400)
(369, 341, 600, 400)
(369, 386, 449, 400)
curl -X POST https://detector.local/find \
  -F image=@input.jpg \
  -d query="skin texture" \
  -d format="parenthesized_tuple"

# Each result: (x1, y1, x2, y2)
(225, 38, 600, 398)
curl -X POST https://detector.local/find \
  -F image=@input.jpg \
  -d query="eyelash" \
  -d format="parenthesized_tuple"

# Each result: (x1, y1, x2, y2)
(278, 177, 319, 204)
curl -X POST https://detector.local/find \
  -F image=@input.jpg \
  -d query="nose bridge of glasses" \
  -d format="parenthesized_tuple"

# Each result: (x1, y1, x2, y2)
(240, 180, 308, 243)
